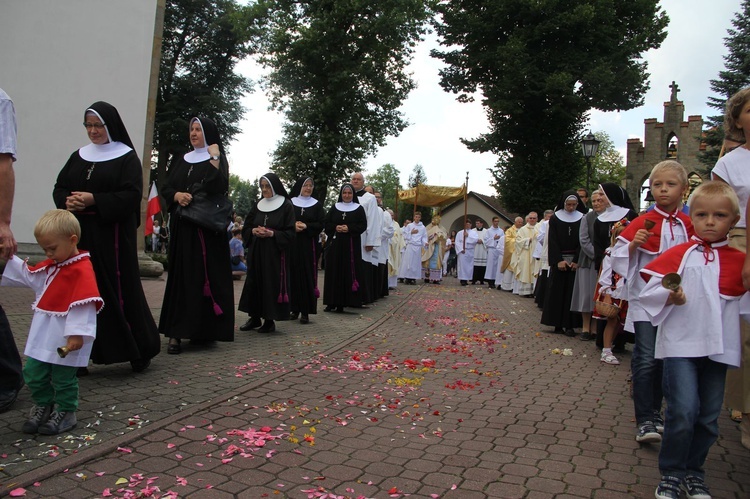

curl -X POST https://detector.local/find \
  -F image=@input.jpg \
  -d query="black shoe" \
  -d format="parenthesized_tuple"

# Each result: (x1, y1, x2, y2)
(564, 329, 577, 337)
(552, 328, 564, 334)
(0, 389, 20, 414)
(239, 317, 262, 331)
(290, 312, 300, 320)
(167, 339, 181, 355)
(300, 314, 309, 324)
(460, 281, 467, 286)
(579, 332, 595, 341)
(424, 278, 429, 284)
(130, 358, 151, 373)
(324, 306, 334, 312)
(258, 320, 276, 333)
(336, 306, 344, 313)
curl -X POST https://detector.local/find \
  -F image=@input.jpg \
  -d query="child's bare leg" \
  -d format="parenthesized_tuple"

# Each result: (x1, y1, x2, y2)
(601, 317, 620, 365)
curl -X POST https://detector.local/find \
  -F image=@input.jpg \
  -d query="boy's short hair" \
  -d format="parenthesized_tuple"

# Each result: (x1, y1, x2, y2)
(724, 87, 750, 143)
(232, 228, 242, 236)
(649, 160, 688, 186)
(34, 209, 81, 240)
(687, 180, 741, 216)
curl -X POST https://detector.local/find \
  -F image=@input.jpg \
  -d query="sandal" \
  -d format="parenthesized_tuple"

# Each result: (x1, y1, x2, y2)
(730, 409, 743, 423)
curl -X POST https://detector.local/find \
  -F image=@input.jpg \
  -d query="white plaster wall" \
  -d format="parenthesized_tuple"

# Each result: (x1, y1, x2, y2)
(0, 0, 158, 244)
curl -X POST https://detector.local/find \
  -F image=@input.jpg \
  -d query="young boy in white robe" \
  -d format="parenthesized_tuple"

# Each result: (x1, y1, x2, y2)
(612, 160, 693, 444)
(1, 210, 102, 435)
(640, 182, 748, 499)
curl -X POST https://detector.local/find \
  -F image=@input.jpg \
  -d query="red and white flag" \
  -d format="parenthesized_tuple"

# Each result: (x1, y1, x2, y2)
(145, 182, 161, 236)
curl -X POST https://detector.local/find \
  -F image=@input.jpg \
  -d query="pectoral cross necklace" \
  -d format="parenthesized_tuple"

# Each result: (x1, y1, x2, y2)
(300, 208, 305, 216)
(342, 212, 346, 220)
(263, 215, 269, 226)
(86, 163, 96, 180)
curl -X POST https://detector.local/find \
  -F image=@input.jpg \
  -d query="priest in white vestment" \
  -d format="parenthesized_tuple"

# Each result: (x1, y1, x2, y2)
(513, 212, 539, 296)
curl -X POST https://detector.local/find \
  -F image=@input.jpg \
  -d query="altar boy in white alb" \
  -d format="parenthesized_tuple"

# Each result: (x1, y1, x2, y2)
(483, 216, 505, 288)
(2, 210, 103, 436)
(639, 182, 749, 499)
(454, 220, 479, 286)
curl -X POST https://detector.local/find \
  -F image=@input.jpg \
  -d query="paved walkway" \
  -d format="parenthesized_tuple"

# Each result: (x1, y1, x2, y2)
(1, 273, 748, 498)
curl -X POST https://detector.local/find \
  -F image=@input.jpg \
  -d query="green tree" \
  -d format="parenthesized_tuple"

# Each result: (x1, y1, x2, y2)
(254, 0, 433, 204)
(700, 0, 750, 169)
(367, 164, 402, 213)
(432, 0, 668, 215)
(574, 132, 626, 189)
(403, 164, 432, 225)
(154, 0, 259, 187)
(228, 174, 259, 217)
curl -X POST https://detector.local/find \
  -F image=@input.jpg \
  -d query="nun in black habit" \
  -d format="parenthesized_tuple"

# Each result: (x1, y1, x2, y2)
(159, 117, 234, 354)
(288, 177, 325, 324)
(238, 173, 296, 333)
(323, 184, 367, 312)
(540, 190, 587, 335)
(53, 101, 160, 372)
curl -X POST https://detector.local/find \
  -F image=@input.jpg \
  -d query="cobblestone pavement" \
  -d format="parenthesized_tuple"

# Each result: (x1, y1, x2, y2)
(1, 273, 748, 498)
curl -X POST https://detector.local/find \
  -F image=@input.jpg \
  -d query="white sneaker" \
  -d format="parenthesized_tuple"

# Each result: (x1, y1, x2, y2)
(601, 351, 620, 365)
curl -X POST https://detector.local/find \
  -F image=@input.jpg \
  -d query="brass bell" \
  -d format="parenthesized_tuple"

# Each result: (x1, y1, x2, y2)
(661, 273, 681, 291)
(57, 346, 70, 358)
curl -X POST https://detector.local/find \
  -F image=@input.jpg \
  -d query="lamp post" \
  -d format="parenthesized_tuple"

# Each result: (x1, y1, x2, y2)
(580, 131, 601, 193)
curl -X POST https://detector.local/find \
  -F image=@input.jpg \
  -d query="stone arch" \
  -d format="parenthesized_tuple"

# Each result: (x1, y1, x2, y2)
(666, 132, 679, 159)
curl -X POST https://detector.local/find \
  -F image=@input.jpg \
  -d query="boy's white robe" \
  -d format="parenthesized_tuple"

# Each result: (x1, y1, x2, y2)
(455, 229, 479, 281)
(1, 254, 100, 368)
(640, 238, 749, 368)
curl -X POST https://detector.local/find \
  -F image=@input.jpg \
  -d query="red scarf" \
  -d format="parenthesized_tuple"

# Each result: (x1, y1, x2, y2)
(641, 237, 745, 296)
(27, 252, 104, 315)
(618, 206, 693, 253)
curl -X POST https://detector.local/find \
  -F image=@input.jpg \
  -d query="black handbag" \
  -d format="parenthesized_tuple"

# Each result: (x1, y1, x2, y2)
(177, 184, 233, 233)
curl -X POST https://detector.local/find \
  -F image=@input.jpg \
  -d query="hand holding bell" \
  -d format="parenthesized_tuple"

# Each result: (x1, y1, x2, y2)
(57, 346, 70, 358)
(661, 272, 681, 291)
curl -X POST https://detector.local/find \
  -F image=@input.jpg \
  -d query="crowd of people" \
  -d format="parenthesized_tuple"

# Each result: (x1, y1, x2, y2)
(1, 87, 749, 499)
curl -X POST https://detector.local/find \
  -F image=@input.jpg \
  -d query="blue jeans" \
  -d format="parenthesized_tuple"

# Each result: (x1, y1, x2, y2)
(631, 321, 663, 424)
(659, 357, 727, 479)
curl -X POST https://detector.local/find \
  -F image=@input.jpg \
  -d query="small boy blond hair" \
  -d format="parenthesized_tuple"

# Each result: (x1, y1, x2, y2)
(33, 210, 81, 240)
(687, 180, 741, 216)
(649, 160, 688, 186)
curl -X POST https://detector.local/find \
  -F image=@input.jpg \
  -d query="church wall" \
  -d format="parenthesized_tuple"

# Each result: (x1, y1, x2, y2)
(624, 87, 705, 210)
(0, 0, 159, 245)
(441, 197, 511, 235)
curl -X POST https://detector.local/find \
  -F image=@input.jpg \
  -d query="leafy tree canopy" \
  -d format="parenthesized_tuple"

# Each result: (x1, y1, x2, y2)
(253, 0, 433, 204)
(366, 163, 402, 213)
(229, 173, 259, 217)
(700, 0, 750, 169)
(432, 0, 668, 214)
(154, 0, 261, 186)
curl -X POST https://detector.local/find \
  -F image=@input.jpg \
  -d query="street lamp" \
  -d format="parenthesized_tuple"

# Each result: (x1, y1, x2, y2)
(581, 131, 601, 193)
